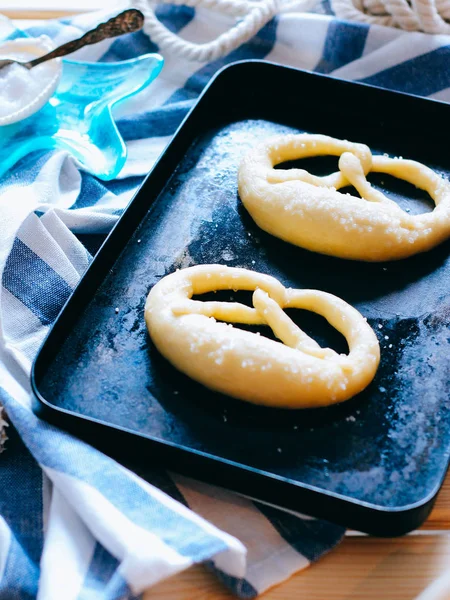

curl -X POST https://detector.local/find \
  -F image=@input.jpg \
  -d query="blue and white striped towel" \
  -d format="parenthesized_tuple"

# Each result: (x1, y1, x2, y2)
(1, 6, 450, 599)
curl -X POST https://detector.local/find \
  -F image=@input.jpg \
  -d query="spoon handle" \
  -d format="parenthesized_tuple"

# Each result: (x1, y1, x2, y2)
(26, 9, 144, 69)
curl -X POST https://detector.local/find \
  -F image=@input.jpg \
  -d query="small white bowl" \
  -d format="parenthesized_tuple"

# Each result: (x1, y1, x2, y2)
(0, 35, 62, 126)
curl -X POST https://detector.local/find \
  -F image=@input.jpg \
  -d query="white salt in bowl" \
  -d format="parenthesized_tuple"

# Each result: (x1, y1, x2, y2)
(0, 36, 62, 126)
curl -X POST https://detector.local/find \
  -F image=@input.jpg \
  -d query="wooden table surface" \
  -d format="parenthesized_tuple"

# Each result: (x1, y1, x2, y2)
(9, 8, 450, 600)
(145, 475, 450, 600)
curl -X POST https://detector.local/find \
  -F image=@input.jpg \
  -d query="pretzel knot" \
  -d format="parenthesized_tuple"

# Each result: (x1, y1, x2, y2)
(145, 265, 380, 409)
(238, 134, 450, 262)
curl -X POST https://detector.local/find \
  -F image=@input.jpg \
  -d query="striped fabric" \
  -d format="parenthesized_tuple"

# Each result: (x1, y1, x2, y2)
(0, 7, 449, 599)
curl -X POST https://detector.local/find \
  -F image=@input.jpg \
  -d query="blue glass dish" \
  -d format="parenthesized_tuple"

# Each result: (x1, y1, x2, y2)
(0, 28, 163, 180)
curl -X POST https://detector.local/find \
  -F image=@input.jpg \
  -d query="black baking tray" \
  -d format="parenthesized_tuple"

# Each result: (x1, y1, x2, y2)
(32, 61, 450, 536)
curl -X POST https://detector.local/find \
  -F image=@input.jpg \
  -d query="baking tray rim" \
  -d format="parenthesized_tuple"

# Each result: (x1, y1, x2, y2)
(32, 388, 447, 517)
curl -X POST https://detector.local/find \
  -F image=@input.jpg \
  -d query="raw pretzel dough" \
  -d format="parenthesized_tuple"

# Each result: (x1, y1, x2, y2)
(145, 265, 380, 408)
(238, 134, 450, 261)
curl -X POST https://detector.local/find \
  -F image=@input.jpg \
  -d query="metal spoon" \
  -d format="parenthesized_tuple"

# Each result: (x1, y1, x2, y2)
(0, 9, 145, 72)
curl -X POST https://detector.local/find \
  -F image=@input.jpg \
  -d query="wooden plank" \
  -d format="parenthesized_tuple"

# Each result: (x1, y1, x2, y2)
(4, 10, 80, 19)
(0, 0, 114, 19)
(145, 536, 450, 600)
(425, 475, 450, 528)
(144, 472, 450, 599)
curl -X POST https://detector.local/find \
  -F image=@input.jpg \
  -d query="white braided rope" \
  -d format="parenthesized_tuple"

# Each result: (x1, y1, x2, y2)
(332, 0, 450, 32)
(131, 0, 316, 61)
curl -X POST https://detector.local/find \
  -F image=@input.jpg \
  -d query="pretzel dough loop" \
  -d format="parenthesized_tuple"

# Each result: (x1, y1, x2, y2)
(238, 134, 450, 261)
(145, 265, 380, 408)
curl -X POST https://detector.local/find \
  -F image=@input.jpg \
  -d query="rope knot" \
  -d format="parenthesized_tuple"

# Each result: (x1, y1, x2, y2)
(331, 0, 450, 33)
